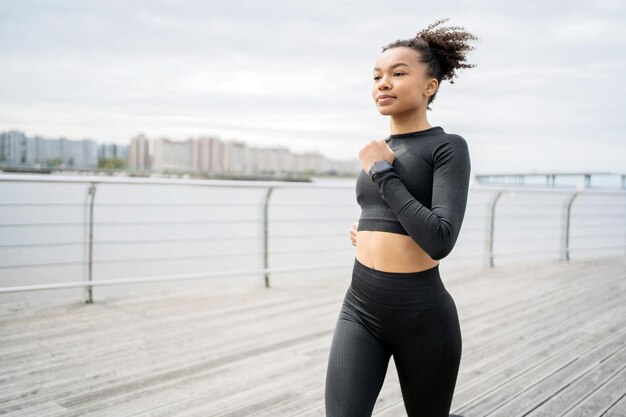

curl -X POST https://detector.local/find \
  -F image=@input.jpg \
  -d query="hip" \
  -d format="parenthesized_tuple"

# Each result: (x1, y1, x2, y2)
(348, 256, 452, 311)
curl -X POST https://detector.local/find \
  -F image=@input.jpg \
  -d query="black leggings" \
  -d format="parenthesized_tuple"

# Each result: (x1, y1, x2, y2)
(325, 257, 462, 417)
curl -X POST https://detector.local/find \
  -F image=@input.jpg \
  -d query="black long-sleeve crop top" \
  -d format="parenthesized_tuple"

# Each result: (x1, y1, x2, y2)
(356, 125, 471, 261)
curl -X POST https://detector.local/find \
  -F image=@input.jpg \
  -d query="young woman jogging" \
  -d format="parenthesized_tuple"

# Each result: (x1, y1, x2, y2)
(325, 18, 478, 417)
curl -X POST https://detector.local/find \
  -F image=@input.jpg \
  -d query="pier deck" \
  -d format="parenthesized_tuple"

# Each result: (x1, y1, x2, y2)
(1, 255, 625, 416)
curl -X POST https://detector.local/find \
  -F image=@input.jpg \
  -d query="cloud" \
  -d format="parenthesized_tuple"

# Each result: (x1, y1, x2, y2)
(1, 0, 625, 172)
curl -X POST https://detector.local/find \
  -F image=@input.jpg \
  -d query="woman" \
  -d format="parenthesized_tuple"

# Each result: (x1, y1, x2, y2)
(325, 18, 477, 417)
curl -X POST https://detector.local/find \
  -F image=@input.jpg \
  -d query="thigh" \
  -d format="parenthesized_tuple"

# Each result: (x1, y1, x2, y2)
(325, 301, 392, 417)
(391, 296, 463, 417)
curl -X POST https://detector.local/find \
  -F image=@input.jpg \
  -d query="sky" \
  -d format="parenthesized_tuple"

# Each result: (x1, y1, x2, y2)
(1, 0, 625, 175)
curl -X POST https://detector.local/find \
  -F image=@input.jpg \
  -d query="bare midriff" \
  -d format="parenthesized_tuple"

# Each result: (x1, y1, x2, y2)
(356, 230, 439, 273)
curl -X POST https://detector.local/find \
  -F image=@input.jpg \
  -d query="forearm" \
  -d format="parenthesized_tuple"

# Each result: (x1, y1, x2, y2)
(373, 169, 463, 260)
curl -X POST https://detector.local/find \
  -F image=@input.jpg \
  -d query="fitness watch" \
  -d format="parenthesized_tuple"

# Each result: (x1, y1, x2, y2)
(368, 160, 394, 182)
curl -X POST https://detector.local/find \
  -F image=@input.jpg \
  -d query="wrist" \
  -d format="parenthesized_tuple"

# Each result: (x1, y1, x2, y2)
(369, 160, 394, 182)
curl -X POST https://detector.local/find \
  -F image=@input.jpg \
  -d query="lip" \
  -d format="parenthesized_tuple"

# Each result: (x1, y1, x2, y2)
(377, 95, 396, 104)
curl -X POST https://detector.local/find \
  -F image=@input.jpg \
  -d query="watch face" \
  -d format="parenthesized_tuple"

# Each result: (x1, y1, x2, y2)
(373, 160, 391, 172)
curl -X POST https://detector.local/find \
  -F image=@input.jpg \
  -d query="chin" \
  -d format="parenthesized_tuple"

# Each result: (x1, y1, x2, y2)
(376, 105, 394, 116)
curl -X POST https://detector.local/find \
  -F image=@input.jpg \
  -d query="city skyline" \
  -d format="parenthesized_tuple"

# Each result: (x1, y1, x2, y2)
(0, 129, 359, 175)
(1, 1, 625, 175)
(0, 128, 352, 159)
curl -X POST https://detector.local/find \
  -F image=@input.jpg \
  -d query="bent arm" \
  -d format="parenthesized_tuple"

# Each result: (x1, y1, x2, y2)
(372, 139, 471, 260)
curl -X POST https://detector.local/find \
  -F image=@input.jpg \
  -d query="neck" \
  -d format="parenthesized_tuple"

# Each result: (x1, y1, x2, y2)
(389, 109, 431, 135)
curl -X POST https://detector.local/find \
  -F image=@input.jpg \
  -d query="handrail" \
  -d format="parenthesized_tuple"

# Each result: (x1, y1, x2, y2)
(1, 175, 625, 302)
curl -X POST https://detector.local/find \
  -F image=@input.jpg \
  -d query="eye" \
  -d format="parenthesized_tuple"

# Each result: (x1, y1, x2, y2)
(394, 72, 405, 77)
(373, 75, 381, 81)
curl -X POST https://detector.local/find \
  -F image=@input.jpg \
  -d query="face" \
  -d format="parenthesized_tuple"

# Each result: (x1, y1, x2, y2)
(372, 46, 438, 116)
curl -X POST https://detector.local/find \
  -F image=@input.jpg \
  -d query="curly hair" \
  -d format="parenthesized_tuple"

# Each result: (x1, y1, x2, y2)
(382, 18, 478, 110)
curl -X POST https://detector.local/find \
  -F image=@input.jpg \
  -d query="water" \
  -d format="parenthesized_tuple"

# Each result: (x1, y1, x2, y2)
(1, 174, 624, 303)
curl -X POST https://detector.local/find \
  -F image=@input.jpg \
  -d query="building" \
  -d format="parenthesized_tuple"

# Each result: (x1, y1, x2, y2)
(129, 134, 151, 172)
(0, 130, 98, 169)
(152, 137, 193, 172)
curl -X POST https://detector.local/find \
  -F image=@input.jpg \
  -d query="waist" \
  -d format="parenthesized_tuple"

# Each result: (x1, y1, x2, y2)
(356, 230, 439, 272)
(349, 256, 450, 311)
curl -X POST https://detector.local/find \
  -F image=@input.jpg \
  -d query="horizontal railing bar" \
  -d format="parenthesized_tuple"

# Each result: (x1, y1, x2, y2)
(448, 244, 626, 259)
(2, 175, 625, 195)
(570, 203, 626, 207)
(567, 231, 626, 238)
(565, 223, 626, 228)
(0, 220, 255, 228)
(268, 233, 354, 239)
(470, 186, 626, 195)
(268, 246, 353, 255)
(0, 252, 260, 270)
(490, 235, 626, 242)
(2, 218, 624, 229)
(0, 202, 258, 207)
(0, 232, 353, 249)
(0, 262, 352, 293)
(497, 222, 625, 228)
(273, 217, 476, 223)
(5, 202, 620, 211)
(0, 238, 250, 249)
(491, 244, 626, 256)
(0, 246, 355, 270)
(258, 201, 357, 206)
(567, 245, 626, 252)
(0, 217, 359, 228)
(2, 229, 624, 251)
(0, 174, 352, 189)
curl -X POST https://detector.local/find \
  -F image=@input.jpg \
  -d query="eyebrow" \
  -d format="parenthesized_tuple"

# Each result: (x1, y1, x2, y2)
(373, 62, 411, 72)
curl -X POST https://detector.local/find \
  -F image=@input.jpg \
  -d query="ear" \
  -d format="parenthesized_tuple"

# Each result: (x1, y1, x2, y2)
(424, 77, 439, 97)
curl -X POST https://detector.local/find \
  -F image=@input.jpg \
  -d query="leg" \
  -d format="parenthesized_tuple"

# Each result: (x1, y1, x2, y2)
(392, 297, 463, 417)
(325, 301, 392, 417)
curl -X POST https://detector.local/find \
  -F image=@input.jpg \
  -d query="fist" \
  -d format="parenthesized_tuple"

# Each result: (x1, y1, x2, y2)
(359, 139, 395, 174)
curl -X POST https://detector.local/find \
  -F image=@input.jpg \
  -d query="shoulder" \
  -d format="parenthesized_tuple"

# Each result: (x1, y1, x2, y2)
(439, 131, 468, 146)
(432, 132, 471, 169)
(433, 132, 469, 155)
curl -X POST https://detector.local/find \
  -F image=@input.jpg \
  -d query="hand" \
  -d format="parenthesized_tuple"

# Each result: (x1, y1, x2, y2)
(349, 222, 358, 247)
(358, 139, 395, 174)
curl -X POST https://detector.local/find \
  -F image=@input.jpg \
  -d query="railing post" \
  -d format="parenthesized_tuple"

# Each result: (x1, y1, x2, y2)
(84, 183, 97, 303)
(262, 187, 274, 288)
(560, 192, 580, 262)
(484, 190, 504, 268)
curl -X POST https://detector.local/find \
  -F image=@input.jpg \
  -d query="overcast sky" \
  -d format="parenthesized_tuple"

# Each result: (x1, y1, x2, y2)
(1, 0, 625, 175)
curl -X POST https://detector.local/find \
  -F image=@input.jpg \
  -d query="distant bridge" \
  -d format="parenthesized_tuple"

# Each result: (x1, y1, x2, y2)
(475, 172, 626, 189)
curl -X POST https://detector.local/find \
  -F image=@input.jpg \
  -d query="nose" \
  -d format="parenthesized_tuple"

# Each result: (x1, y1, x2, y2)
(376, 74, 392, 90)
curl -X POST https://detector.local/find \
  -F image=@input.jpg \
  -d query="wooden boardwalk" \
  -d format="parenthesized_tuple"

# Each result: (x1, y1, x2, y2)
(1, 255, 625, 417)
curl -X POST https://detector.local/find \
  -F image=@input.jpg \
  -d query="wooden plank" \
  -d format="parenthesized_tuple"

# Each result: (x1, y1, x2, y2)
(559, 368, 626, 417)
(455, 317, 626, 416)
(491, 344, 626, 416)
(453, 312, 623, 414)
(451, 294, 626, 408)
(601, 390, 626, 417)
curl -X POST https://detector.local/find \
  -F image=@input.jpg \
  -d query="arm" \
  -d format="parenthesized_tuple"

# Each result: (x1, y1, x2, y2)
(372, 138, 471, 260)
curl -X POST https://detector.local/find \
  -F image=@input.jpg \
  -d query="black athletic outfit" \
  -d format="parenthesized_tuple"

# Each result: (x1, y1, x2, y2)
(325, 126, 471, 416)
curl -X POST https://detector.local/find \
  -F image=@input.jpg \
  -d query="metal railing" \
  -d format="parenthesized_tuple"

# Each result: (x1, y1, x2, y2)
(0, 174, 625, 303)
